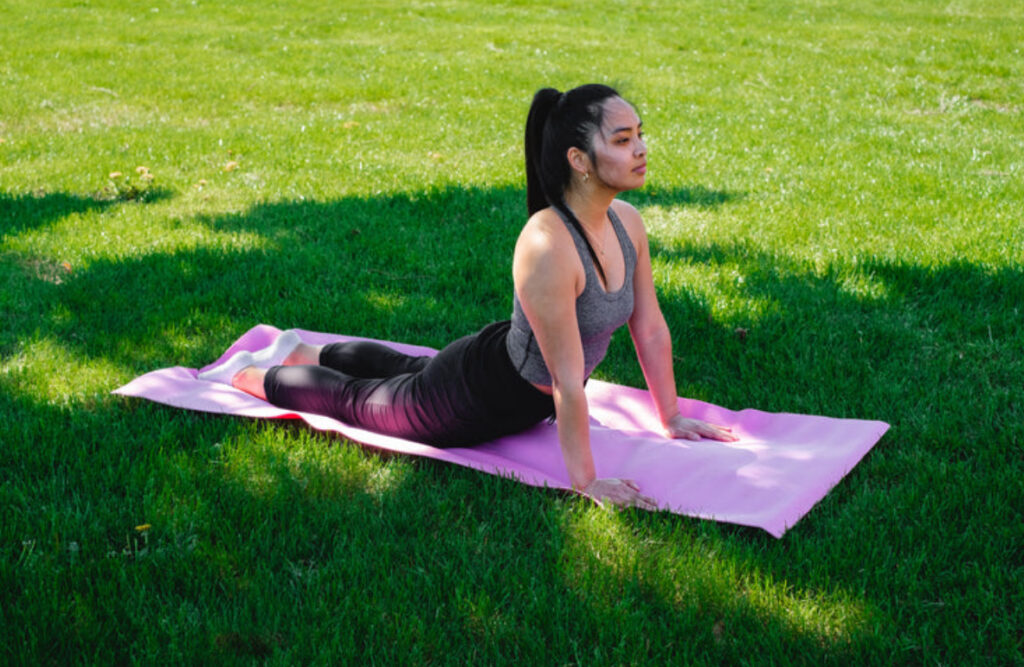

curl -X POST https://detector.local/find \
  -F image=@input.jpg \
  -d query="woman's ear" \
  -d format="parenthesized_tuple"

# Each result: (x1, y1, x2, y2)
(566, 146, 591, 177)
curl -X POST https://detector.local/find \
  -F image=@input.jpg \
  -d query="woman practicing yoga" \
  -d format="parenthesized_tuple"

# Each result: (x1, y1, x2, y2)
(199, 83, 736, 508)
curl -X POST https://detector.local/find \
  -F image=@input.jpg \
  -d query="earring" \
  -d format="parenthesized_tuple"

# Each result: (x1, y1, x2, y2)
(583, 171, 590, 183)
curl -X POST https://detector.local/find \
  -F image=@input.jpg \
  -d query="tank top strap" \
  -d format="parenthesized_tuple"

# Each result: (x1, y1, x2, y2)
(607, 207, 637, 270)
(553, 205, 637, 274)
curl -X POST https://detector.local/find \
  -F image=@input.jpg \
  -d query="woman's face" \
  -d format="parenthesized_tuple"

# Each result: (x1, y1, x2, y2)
(589, 97, 647, 192)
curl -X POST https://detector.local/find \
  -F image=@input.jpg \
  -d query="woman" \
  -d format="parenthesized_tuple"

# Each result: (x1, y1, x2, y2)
(199, 84, 735, 508)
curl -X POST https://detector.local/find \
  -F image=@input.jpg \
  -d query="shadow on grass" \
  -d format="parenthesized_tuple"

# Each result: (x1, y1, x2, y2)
(631, 237, 1022, 447)
(2, 183, 1021, 663)
(0, 189, 174, 239)
(621, 183, 742, 209)
(1, 183, 740, 368)
(0, 191, 116, 237)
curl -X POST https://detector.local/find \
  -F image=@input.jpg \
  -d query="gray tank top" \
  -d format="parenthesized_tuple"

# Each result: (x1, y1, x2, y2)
(506, 207, 637, 385)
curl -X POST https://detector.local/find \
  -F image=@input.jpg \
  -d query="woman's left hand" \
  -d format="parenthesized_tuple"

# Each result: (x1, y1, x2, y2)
(664, 414, 738, 442)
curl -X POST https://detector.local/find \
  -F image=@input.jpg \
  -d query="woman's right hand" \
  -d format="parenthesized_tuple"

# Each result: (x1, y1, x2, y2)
(582, 478, 657, 510)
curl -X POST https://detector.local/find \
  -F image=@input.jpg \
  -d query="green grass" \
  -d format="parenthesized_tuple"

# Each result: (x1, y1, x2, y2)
(2, 0, 1022, 663)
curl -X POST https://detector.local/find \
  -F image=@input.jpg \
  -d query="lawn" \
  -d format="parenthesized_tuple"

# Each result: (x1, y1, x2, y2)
(1, 0, 1021, 663)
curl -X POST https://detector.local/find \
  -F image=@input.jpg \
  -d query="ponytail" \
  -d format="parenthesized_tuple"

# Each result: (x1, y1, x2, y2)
(525, 88, 562, 216)
(523, 83, 622, 283)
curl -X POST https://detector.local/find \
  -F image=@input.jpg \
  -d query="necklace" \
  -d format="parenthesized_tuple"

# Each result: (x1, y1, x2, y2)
(582, 218, 609, 257)
(565, 203, 611, 257)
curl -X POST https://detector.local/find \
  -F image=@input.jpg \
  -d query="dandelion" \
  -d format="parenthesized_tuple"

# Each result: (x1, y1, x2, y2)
(136, 166, 149, 174)
(135, 523, 151, 532)
(109, 171, 123, 179)
(223, 161, 239, 172)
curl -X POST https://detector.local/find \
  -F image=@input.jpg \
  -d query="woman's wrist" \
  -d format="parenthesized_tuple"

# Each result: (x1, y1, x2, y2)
(574, 475, 596, 493)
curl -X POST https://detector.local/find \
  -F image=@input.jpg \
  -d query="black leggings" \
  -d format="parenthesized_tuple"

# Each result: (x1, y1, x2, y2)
(263, 321, 554, 447)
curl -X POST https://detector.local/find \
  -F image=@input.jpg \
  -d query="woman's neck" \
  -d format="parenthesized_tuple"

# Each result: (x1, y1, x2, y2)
(563, 187, 616, 233)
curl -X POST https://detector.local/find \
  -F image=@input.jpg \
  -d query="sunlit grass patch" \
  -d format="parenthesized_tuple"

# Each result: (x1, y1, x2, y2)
(1, 336, 125, 406)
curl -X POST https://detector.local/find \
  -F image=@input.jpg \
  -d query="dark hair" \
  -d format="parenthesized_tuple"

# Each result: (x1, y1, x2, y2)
(524, 84, 622, 282)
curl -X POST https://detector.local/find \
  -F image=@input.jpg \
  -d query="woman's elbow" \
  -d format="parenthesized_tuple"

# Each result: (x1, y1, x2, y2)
(550, 374, 587, 404)
(632, 316, 671, 350)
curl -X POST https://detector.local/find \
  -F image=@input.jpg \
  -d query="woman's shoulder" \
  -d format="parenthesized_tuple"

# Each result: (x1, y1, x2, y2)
(513, 207, 582, 286)
(609, 198, 643, 228)
(526, 205, 568, 229)
(516, 207, 574, 255)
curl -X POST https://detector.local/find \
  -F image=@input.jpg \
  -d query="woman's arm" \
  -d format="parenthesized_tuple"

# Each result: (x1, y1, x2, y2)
(513, 213, 594, 488)
(513, 211, 658, 507)
(616, 201, 736, 442)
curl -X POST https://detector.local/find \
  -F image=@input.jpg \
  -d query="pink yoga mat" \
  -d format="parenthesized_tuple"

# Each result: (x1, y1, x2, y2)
(113, 324, 889, 537)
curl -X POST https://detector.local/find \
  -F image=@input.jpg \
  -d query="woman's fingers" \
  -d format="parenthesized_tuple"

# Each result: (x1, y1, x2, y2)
(631, 490, 658, 510)
(668, 417, 739, 442)
(701, 422, 738, 441)
(586, 478, 658, 510)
